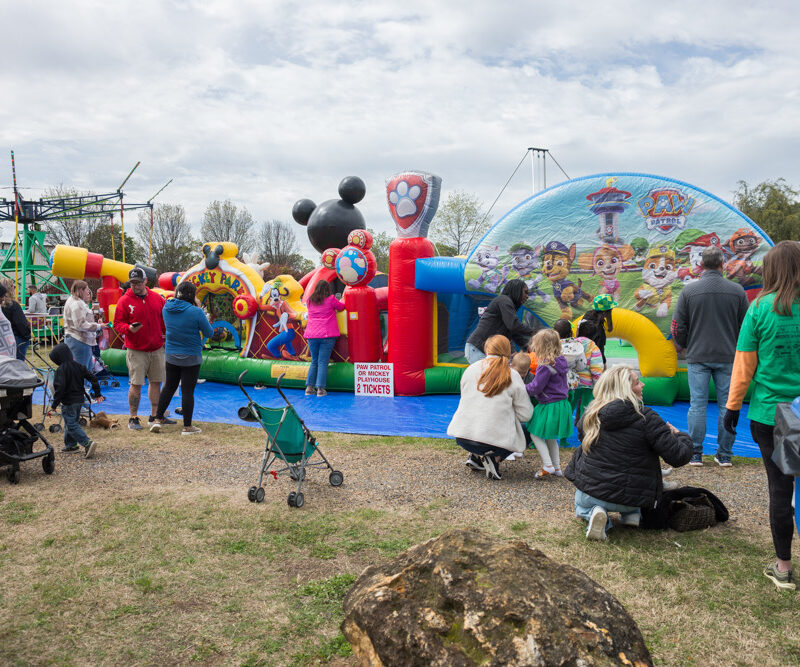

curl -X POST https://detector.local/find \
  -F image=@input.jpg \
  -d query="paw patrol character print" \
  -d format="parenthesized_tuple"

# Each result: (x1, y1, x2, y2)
(722, 228, 762, 286)
(323, 229, 377, 288)
(676, 232, 721, 284)
(541, 241, 592, 318)
(635, 245, 679, 318)
(577, 243, 634, 302)
(385, 171, 442, 239)
(508, 242, 549, 303)
(467, 245, 510, 294)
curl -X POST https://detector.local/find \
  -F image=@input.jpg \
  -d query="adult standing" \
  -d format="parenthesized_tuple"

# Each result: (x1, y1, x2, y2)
(0, 283, 16, 358)
(465, 279, 533, 364)
(113, 267, 168, 431)
(673, 246, 748, 467)
(150, 281, 213, 436)
(63, 280, 103, 370)
(304, 280, 345, 397)
(448, 334, 534, 480)
(0, 278, 30, 360)
(26, 285, 48, 314)
(724, 241, 800, 591)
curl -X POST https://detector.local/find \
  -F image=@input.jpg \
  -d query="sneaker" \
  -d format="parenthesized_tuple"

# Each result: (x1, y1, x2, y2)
(619, 513, 641, 527)
(316, 388, 328, 397)
(149, 420, 162, 433)
(128, 417, 143, 431)
(552, 468, 564, 477)
(764, 562, 796, 591)
(714, 455, 733, 467)
(182, 425, 202, 436)
(483, 455, 501, 480)
(149, 415, 176, 425)
(586, 506, 608, 541)
(661, 466, 673, 477)
(84, 441, 97, 459)
(689, 453, 703, 466)
(61, 445, 80, 453)
(465, 454, 484, 471)
(305, 386, 316, 395)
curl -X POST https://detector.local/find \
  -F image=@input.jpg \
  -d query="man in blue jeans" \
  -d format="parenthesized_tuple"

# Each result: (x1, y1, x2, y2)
(673, 245, 749, 466)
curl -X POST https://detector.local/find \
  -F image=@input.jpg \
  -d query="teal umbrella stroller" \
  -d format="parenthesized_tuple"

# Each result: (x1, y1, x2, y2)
(238, 371, 343, 508)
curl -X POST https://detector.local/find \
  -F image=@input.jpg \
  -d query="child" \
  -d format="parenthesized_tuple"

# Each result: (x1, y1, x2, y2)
(553, 319, 603, 425)
(509, 352, 534, 459)
(49, 342, 104, 458)
(525, 329, 573, 478)
(579, 294, 616, 367)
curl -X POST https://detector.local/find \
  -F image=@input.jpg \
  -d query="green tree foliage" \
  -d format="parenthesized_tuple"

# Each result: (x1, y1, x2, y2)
(136, 204, 197, 274)
(734, 179, 800, 243)
(84, 224, 145, 265)
(201, 200, 254, 255)
(367, 229, 393, 274)
(430, 191, 491, 256)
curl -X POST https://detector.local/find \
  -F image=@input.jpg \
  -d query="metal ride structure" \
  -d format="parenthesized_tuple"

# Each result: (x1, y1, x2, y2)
(0, 151, 170, 308)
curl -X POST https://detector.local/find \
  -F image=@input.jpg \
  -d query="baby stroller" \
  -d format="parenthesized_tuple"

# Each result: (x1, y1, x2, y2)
(238, 371, 343, 508)
(0, 357, 55, 484)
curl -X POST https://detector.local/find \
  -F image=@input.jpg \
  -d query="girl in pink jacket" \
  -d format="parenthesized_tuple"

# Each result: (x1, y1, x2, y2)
(304, 281, 345, 396)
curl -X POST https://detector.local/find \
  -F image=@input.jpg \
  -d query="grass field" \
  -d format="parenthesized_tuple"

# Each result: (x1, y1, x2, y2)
(1, 417, 798, 666)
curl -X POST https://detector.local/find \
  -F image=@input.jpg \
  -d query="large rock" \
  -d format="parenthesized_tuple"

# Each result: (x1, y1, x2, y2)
(342, 529, 652, 666)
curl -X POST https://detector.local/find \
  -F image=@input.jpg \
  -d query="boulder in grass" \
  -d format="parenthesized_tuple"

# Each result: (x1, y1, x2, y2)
(342, 529, 652, 666)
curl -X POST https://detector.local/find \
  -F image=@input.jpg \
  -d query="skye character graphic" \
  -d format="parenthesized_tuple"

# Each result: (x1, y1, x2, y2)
(634, 245, 679, 318)
(541, 241, 592, 318)
(508, 242, 549, 303)
(467, 245, 510, 293)
(722, 228, 762, 286)
(577, 243, 634, 302)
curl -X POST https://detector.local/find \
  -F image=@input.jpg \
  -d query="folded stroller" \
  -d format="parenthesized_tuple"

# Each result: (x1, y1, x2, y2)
(238, 371, 343, 508)
(0, 357, 55, 484)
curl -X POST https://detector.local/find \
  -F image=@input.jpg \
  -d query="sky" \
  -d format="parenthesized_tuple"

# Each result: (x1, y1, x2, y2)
(1, 0, 798, 260)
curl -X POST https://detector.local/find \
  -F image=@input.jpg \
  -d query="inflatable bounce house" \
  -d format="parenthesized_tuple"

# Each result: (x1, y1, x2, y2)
(48, 171, 772, 403)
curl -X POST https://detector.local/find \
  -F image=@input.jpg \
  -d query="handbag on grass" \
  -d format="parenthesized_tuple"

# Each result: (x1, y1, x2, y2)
(668, 493, 717, 532)
(641, 486, 729, 530)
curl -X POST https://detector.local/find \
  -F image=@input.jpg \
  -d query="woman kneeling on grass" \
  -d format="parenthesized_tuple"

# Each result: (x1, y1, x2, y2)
(564, 366, 693, 540)
(447, 334, 533, 481)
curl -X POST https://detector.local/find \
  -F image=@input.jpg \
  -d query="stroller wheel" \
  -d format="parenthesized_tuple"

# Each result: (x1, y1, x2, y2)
(78, 417, 88, 426)
(293, 492, 304, 508)
(49, 424, 62, 434)
(247, 486, 257, 502)
(329, 471, 344, 487)
(7, 467, 20, 484)
(111, 381, 120, 388)
(255, 487, 265, 503)
(34, 422, 45, 432)
(42, 454, 55, 475)
(287, 492, 296, 507)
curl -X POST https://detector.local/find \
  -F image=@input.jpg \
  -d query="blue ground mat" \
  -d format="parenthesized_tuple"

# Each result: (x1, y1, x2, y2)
(34, 376, 761, 458)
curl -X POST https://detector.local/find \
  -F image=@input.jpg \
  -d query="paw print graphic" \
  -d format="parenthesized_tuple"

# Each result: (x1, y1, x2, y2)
(388, 180, 421, 218)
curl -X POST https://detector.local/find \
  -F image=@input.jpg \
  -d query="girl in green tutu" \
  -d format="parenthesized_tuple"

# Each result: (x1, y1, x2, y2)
(526, 329, 573, 478)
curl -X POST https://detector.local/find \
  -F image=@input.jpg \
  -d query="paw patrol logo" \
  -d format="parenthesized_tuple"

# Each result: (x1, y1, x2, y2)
(637, 188, 695, 235)
(385, 171, 442, 239)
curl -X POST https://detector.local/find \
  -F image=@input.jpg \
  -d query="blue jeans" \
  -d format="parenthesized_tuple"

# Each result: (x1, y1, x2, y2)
(306, 337, 337, 389)
(687, 362, 734, 457)
(455, 437, 514, 459)
(14, 336, 29, 360)
(574, 490, 641, 538)
(62, 403, 89, 448)
(464, 342, 486, 364)
(65, 336, 93, 370)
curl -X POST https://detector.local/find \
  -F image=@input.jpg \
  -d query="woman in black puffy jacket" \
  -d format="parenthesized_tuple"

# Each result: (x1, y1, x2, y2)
(564, 365, 693, 541)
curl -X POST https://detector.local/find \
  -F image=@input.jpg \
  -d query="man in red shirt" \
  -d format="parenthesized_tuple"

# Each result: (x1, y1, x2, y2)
(113, 268, 172, 430)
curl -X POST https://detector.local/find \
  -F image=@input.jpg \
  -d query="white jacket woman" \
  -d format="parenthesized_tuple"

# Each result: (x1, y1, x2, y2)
(63, 280, 102, 369)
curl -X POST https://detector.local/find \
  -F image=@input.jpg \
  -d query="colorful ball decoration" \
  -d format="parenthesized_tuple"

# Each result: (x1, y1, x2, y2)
(321, 248, 339, 270)
(335, 245, 376, 287)
(232, 293, 258, 319)
(347, 228, 373, 251)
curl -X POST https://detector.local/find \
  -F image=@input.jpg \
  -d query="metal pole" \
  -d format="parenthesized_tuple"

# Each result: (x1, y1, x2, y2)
(529, 148, 535, 195)
(11, 151, 20, 300)
(117, 161, 140, 265)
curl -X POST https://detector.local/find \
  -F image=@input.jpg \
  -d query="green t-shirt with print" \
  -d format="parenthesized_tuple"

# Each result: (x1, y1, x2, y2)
(736, 293, 800, 425)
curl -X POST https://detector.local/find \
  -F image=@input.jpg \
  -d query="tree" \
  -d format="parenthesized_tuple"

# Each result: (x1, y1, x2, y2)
(262, 254, 315, 282)
(136, 204, 197, 274)
(257, 219, 301, 267)
(368, 229, 393, 274)
(430, 191, 491, 256)
(41, 185, 102, 248)
(734, 179, 800, 243)
(84, 223, 145, 265)
(200, 200, 255, 255)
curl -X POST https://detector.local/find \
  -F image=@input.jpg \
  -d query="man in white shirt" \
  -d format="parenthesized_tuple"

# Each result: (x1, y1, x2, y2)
(26, 285, 48, 314)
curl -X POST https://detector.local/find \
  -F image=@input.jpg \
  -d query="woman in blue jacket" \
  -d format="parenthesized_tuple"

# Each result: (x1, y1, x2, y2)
(150, 281, 213, 435)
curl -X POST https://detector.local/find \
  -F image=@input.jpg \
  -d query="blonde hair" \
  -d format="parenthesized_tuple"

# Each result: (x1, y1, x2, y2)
(0, 278, 17, 306)
(580, 366, 643, 452)
(530, 329, 561, 365)
(477, 335, 512, 398)
(759, 240, 800, 316)
(71, 280, 89, 297)
(510, 352, 531, 376)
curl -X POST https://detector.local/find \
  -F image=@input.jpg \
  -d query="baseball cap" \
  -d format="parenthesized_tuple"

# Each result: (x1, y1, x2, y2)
(128, 267, 147, 283)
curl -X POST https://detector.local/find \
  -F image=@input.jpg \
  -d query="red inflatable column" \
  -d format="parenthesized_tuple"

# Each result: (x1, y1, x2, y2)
(388, 237, 434, 395)
(344, 286, 381, 362)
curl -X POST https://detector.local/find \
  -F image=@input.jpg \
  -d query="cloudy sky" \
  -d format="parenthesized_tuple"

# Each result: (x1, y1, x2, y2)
(1, 0, 798, 259)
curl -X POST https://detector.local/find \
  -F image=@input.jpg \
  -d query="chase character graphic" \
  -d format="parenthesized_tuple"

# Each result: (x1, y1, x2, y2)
(541, 241, 592, 318)
(635, 245, 679, 318)
(508, 242, 549, 303)
(260, 280, 301, 360)
(467, 245, 510, 293)
(577, 243, 634, 302)
(722, 228, 762, 286)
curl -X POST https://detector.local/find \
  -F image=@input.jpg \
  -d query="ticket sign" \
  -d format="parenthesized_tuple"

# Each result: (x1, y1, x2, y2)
(354, 363, 394, 397)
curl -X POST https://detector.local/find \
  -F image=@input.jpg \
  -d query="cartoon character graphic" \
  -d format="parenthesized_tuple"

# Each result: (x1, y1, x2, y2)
(467, 245, 510, 293)
(508, 242, 549, 303)
(634, 245, 679, 318)
(541, 241, 592, 318)
(676, 232, 721, 284)
(722, 228, 762, 286)
(577, 243, 634, 302)
(260, 279, 302, 360)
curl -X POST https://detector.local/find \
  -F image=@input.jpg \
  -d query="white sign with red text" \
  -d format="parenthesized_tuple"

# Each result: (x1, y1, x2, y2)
(354, 363, 394, 397)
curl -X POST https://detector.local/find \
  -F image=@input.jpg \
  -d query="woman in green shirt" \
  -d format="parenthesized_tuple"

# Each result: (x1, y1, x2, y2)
(724, 240, 800, 591)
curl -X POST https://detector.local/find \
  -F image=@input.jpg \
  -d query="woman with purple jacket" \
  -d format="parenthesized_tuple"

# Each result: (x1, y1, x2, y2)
(304, 281, 346, 396)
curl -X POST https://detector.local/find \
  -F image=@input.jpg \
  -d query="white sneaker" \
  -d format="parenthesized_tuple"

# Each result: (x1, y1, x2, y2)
(182, 426, 202, 436)
(149, 421, 161, 433)
(586, 506, 608, 541)
(661, 466, 673, 477)
(483, 455, 501, 480)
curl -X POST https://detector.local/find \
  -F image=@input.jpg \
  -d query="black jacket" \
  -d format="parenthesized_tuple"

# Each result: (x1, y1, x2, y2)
(467, 294, 533, 352)
(49, 343, 101, 408)
(2, 301, 30, 340)
(564, 400, 693, 508)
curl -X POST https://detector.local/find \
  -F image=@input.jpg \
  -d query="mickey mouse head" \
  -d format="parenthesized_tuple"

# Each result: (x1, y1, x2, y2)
(292, 176, 367, 254)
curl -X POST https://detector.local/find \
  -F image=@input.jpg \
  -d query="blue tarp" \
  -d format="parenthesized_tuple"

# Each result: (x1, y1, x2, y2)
(35, 376, 761, 458)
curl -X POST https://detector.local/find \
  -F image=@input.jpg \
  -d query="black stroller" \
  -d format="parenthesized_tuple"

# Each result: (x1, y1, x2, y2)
(0, 357, 55, 484)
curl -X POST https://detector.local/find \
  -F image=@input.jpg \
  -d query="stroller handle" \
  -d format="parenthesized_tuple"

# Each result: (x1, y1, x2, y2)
(237, 370, 254, 404)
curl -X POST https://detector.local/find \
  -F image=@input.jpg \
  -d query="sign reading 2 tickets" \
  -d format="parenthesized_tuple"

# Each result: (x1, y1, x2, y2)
(354, 363, 394, 397)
